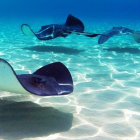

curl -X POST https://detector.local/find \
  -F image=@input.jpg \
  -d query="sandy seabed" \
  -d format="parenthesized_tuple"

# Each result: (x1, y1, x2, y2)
(0, 19, 140, 140)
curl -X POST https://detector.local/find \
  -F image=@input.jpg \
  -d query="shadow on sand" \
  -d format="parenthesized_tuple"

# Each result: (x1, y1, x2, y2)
(22, 45, 84, 55)
(0, 100, 73, 140)
(103, 47, 140, 54)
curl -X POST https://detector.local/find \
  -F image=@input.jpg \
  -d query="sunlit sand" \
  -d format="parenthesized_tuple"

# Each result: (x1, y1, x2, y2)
(0, 19, 140, 140)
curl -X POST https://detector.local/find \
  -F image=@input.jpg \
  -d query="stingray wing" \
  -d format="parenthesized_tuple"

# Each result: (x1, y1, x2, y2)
(21, 24, 36, 37)
(0, 58, 73, 96)
(21, 24, 56, 40)
(98, 27, 123, 44)
(0, 58, 32, 95)
(65, 14, 84, 32)
(131, 31, 140, 43)
(98, 27, 136, 44)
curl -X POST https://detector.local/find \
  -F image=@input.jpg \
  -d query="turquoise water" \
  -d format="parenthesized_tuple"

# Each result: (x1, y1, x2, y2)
(0, 0, 140, 140)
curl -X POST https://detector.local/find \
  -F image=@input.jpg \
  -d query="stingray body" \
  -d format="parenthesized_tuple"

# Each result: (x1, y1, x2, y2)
(98, 26, 140, 44)
(0, 58, 73, 96)
(21, 14, 100, 40)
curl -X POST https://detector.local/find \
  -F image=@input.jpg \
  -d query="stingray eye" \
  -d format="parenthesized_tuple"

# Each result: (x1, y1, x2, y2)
(32, 77, 46, 84)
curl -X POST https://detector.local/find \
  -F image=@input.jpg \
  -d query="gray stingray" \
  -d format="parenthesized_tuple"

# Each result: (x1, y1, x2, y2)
(98, 26, 140, 44)
(21, 14, 101, 41)
(0, 58, 73, 96)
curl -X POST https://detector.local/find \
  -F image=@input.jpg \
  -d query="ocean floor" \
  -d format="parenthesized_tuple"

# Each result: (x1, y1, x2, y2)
(0, 18, 140, 140)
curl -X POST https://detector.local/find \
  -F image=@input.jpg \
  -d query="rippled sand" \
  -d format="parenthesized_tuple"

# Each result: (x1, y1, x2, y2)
(0, 19, 140, 140)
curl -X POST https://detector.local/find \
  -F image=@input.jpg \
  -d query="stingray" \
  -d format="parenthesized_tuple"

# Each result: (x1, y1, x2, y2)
(21, 14, 101, 40)
(98, 26, 140, 44)
(0, 58, 73, 96)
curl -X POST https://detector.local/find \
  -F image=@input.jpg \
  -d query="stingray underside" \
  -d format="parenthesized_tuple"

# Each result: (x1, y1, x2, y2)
(21, 24, 36, 37)
(0, 58, 73, 96)
(131, 31, 140, 43)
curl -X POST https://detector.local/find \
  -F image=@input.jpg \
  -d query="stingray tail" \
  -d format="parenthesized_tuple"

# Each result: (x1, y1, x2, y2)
(68, 30, 102, 38)
(82, 32, 102, 37)
(21, 24, 36, 37)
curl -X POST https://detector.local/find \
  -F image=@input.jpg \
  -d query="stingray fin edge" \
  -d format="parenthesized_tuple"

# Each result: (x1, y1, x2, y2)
(21, 24, 36, 37)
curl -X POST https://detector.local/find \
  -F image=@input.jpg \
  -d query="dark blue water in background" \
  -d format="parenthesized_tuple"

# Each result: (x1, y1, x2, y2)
(0, 0, 140, 22)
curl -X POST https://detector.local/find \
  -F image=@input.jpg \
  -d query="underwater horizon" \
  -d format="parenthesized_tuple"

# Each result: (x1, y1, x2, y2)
(0, 0, 140, 140)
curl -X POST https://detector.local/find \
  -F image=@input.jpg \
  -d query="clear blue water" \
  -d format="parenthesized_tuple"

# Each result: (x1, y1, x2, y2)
(0, 0, 140, 20)
(0, 0, 140, 140)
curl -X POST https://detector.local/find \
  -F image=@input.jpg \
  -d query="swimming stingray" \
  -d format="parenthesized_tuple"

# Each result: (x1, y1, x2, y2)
(21, 14, 100, 40)
(0, 58, 73, 96)
(98, 26, 140, 44)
